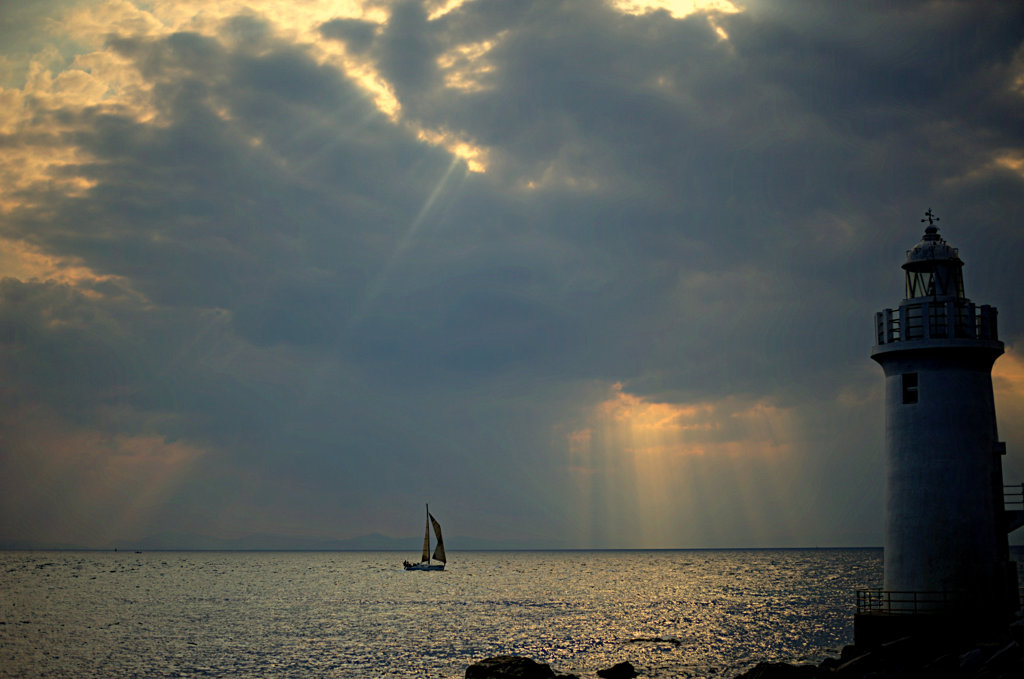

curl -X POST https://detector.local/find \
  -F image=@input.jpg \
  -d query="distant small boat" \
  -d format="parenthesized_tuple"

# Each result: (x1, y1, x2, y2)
(403, 504, 445, 571)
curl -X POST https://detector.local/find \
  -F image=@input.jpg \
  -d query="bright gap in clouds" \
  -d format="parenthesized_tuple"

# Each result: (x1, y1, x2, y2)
(427, 0, 472, 21)
(612, 0, 742, 40)
(437, 35, 503, 94)
(611, 0, 742, 17)
(0, 237, 127, 291)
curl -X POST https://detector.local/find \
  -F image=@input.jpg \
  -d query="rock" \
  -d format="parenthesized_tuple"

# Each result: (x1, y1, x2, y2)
(596, 660, 637, 678)
(465, 656, 556, 679)
(833, 651, 880, 679)
(920, 651, 958, 677)
(818, 657, 840, 672)
(982, 641, 1019, 669)
(960, 648, 987, 671)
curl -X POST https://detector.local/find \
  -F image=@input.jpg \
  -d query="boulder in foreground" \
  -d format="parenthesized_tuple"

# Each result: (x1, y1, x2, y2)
(596, 660, 637, 678)
(465, 656, 565, 679)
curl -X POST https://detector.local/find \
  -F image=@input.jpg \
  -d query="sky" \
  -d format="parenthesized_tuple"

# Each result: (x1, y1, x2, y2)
(1, 0, 1022, 549)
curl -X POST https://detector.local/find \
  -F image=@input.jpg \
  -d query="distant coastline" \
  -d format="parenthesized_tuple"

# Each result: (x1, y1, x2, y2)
(1, 535, 887, 551)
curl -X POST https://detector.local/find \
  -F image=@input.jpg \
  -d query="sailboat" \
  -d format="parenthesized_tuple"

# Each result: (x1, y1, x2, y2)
(403, 504, 446, 571)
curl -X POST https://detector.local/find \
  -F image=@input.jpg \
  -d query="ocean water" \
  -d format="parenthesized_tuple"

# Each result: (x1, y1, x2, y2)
(1, 549, 883, 678)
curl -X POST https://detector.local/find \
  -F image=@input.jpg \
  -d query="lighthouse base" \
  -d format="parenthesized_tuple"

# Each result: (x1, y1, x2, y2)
(854, 606, 1014, 649)
(855, 612, 963, 649)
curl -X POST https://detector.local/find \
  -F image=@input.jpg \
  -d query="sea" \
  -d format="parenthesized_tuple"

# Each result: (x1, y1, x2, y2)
(3, 548, 885, 678)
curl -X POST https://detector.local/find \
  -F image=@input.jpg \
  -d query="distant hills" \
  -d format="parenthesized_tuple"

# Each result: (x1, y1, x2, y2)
(1, 532, 564, 551)
(128, 531, 416, 551)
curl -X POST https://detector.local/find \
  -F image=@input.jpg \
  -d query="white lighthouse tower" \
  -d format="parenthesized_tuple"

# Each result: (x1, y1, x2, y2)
(857, 211, 1019, 645)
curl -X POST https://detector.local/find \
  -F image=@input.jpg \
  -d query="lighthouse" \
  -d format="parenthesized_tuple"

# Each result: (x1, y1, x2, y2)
(856, 211, 1020, 646)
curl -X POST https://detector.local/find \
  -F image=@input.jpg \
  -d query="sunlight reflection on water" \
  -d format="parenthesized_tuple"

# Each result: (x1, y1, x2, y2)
(2, 549, 883, 678)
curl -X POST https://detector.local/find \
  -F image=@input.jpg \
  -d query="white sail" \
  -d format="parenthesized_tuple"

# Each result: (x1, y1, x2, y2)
(429, 513, 446, 563)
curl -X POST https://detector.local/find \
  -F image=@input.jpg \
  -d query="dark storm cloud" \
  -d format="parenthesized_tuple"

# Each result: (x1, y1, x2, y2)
(2, 0, 1022, 547)
(11, 22, 457, 338)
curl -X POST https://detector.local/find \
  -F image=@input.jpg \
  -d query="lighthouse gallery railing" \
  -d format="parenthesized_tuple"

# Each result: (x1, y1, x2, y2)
(875, 301, 998, 345)
(855, 589, 970, 616)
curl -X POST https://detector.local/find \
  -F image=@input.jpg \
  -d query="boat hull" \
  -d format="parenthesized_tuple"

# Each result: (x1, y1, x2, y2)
(404, 562, 444, 571)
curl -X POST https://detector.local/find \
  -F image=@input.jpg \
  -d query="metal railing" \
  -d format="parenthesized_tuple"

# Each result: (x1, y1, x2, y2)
(875, 302, 998, 345)
(1006, 484, 1024, 510)
(1007, 483, 1024, 533)
(856, 589, 969, 616)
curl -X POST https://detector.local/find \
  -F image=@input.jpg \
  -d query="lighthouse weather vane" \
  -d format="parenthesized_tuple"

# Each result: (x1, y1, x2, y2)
(921, 208, 939, 226)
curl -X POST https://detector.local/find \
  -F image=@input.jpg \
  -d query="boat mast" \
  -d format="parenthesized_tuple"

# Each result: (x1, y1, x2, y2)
(425, 503, 430, 565)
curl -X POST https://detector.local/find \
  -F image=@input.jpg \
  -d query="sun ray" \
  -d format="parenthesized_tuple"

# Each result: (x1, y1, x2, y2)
(564, 383, 797, 546)
(348, 156, 466, 327)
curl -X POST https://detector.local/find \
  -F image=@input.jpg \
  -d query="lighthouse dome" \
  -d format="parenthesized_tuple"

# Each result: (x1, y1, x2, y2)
(902, 225, 962, 272)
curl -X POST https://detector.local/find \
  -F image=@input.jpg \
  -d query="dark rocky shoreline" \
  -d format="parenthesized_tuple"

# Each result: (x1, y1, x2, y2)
(735, 619, 1024, 679)
(465, 655, 637, 678)
(464, 618, 1024, 679)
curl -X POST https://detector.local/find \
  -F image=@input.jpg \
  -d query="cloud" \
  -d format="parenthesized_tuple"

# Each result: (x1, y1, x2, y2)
(0, 0, 1022, 547)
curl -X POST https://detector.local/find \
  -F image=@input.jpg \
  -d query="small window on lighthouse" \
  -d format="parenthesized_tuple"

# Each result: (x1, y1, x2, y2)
(902, 373, 919, 404)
